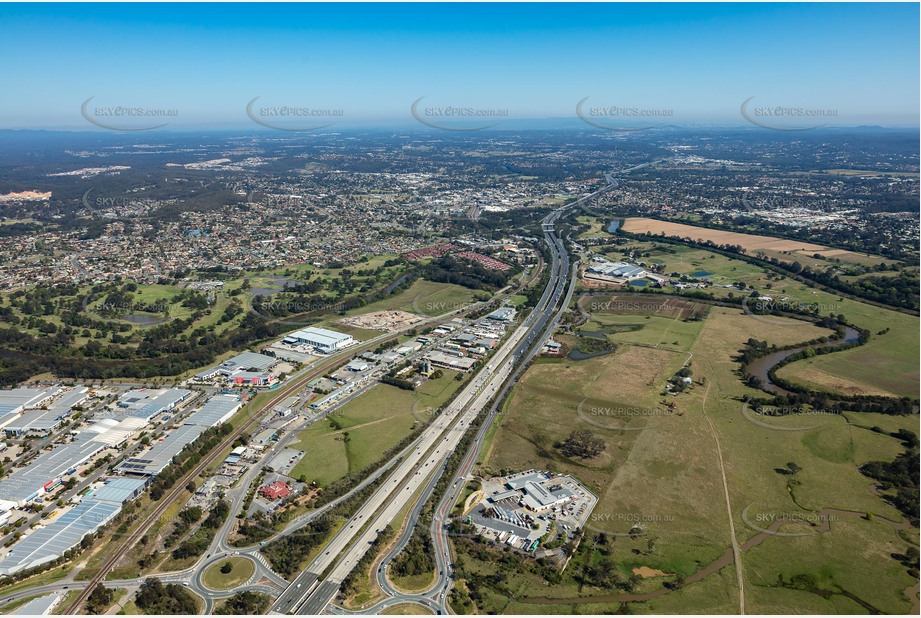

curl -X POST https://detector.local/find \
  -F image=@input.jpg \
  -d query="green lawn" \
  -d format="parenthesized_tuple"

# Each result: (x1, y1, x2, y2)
(343, 279, 482, 318)
(291, 370, 463, 486)
(201, 557, 256, 590)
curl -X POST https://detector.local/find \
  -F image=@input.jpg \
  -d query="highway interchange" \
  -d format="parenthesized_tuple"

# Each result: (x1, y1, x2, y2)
(0, 168, 625, 615)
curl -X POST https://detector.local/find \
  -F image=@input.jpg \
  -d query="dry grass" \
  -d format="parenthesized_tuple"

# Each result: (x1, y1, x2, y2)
(621, 217, 885, 266)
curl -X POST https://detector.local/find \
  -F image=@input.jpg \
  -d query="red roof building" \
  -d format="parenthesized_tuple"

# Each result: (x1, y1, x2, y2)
(259, 481, 291, 500)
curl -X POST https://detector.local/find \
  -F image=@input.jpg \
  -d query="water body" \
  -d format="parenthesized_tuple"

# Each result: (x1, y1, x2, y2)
(692, 271, 712, 278)
(628, 279, 648, 287)
(607, 219, 622, 233)
(568, 348, 617, 361)
(746, 326, 861, 396)
(251, 277, 302, 297)
(120, 314, 166, 326)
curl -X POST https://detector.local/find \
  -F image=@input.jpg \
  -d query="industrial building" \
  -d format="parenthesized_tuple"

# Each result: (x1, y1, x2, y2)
(12, 592, 61, 615)
(85, 417, 148, 448)
(1, 387, 89, 437)
(0, 433, 110, 509)
(585, 260, 647, 281)
(423, 350, 477, 372)
(186, 394, 242, 427)
(193, 351, 278, 382)
(3, 410, 62, 438)
(282, 326, 355, 354)
(0, 387, 64, 429)
(114, 394, 240, 477)
(113, 388, 192, 421)
(115, 423, 206, 477)
(487, 306, 517, 322)
(230, 371, 276, 387)
(46, 388, 89, 416)
(0, 477, 146, 576)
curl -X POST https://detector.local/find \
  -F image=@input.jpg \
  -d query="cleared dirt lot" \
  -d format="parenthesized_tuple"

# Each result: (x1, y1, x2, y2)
(337, 309, 423, 332)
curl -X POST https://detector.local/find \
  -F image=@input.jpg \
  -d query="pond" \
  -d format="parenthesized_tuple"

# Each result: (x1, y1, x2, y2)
(251, 277, 302, 297)
(607, 219, 622, 233)
(120, 314, 167, 326)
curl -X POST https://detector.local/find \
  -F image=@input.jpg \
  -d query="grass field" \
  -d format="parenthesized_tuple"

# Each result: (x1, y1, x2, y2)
(342, 279, 482, 318)
(290, 370, 463, 486)
(456, 301, 917, 614)
(600, 239, 919, 397)
(201, 556, 256, 590)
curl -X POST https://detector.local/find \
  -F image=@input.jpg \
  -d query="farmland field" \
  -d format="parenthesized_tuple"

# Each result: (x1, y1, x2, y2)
(620, 217, 890, 267)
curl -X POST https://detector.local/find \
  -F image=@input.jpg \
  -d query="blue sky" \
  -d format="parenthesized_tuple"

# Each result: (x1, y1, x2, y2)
(0, 3, 917, 130)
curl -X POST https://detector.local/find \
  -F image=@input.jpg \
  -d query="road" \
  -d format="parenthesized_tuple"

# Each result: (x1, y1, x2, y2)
(351, 170, 622, 615)
(59, 299, 490, 614)
(274, 177, 593, 615)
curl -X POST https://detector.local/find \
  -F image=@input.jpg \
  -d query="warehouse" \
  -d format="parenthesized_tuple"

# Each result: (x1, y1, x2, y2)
(0, 477, 145, 576)
(89, 477, 147, 504)
(86, 417, 148, 448)
(0, 387, 63, 429)
(186, 394, 241, 427)
(282, 326, 354, 354)
(2, 387, 90, 437)
(114, 388, 192, 421)
(2, 410, 62, 438)
(423, 351, 477, 372)
(487, 306, 517, 322)
(115, 423, 206, 477)
(0, 433, 109, 509)
(231, 371, 276, 387)
(585, 261, 647, 281)
(11, 592, 60, 615)
(193, 351, 277, 381)
(46, 388, 89, 417)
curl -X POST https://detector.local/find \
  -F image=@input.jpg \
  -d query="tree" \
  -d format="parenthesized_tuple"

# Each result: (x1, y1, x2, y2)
(220, 561, 233, 574)
(557, 430, 606, 459)
(85, 583, 114, 614)
(215, 591, 269, 615)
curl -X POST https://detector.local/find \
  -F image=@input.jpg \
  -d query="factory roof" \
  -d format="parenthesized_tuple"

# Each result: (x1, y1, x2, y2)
(185, 395, 241, 427)
(46, 388, 89, 416)
(505, 471, 548, 490)
(286, 326, 352, 346)
(89, 477, 147, 505)
(116, 388, 192, 421)
(115, 423, 206, 476)
(13, 593, 61, 615)
(0, 387, 60, 418)
(3, 409, 59, 433)
(0, 434, 108, 504)
(0, 500, 121, 575)
(225, 351, 277, 371)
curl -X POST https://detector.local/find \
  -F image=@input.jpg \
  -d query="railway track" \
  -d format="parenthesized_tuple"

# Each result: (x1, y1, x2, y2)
(62, 288, 526, 613)
(62, 319, 445, 613)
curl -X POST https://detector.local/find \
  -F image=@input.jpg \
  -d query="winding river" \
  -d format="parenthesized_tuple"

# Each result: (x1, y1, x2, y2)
(745, 326, 861, 396)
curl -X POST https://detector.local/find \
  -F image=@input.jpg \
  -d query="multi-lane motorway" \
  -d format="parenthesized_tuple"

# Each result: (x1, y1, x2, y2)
(3, 167, 631, 615)
(271, 174, 598, 614)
